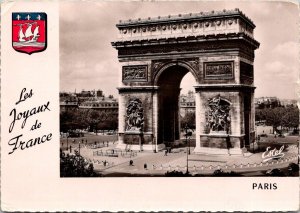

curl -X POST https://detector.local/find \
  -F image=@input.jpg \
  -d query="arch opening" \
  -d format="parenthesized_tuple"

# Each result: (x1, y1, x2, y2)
(156, 65, 197, 147)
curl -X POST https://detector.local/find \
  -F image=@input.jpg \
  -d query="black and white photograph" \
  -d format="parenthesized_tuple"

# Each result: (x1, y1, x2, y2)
(59, 1, 299, 177)
(1, 0, 300, 211)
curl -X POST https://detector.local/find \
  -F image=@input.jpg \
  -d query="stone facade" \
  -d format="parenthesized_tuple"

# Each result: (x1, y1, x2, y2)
(112, 9, 259, 154)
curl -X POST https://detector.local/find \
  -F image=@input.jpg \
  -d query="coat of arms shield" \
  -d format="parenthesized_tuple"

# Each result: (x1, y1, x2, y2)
(12, 12, 47, 55)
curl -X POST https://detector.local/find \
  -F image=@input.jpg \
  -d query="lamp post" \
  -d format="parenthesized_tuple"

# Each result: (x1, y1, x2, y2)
(184, 124, 191, 174)
(297, 139, 300, 165)
(79, 141, 81, 155)
(66, 136, 69, 151)
(188, 135, 191, 155)
(257, 135, 260, 153)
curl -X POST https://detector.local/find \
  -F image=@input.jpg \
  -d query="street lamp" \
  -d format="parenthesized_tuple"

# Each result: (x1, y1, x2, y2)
(79, 141, 81, 155)
(297, 139, 299, 165)
(66, 136, 69, 151)
(184, 124, 192, 174)
(257, 135, 260, 152)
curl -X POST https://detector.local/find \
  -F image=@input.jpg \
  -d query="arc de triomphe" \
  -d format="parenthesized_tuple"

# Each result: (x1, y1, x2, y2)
(112, 9, 259, 155)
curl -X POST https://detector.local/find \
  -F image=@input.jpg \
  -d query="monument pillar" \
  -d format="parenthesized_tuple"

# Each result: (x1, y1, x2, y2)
(152, 90, 162, 152)
(116, 93, 126, 149)
(194, 91, 202, 152)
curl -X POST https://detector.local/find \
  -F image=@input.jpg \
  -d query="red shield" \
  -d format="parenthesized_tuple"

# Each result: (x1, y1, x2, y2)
(12, 13, 47, 55)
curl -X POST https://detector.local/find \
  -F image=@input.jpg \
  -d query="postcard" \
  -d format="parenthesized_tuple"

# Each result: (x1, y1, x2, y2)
(1, 0, 299, 211)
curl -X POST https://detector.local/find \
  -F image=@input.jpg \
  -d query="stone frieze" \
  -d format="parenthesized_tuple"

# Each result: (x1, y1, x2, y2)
(204, 61, 234, 79)
(122, 65, 148, 82)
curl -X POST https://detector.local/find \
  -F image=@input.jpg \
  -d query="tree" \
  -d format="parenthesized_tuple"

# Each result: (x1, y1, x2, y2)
(255, 108, 267, 122)
(60, 149, 100, 177)
(281, 106, 299, 130)
(181, 112, 195, 129)
(255, 106, 299, 133)
(264, 107, 284, 133)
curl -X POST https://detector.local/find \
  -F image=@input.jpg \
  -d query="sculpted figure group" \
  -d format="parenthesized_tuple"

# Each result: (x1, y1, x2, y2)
(206, 96, 231, 133)
(126, 98, 144, 131)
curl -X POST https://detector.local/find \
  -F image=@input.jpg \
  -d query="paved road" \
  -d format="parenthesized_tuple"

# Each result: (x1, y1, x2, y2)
(62, 134, 299, 176)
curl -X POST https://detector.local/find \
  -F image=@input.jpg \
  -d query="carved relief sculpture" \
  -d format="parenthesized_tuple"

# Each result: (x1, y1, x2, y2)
(126, 98, 144, 131)
(206, 97, 231, 133)
(122, 65, 147, 82)
(204, 61, 234, 79)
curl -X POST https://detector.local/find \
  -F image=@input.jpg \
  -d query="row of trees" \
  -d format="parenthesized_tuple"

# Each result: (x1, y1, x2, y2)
(180, 106, 299, 134)
(61, 106, 298, 134)
(60, 109, 118, 133)
(255, 106, 299, 133)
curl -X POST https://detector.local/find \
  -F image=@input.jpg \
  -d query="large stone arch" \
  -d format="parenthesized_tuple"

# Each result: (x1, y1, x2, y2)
(153, 63, 198, 146)
(112, 9, 259, 155)
(153, 60, 200, 86)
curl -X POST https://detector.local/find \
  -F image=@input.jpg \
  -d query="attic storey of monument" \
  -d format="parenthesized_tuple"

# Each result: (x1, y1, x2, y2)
(112, 9, 259, 155)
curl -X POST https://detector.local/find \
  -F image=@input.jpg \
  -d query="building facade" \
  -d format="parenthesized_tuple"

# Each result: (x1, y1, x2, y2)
(180, 91, 196, 117)
(59, 90, 118, 114)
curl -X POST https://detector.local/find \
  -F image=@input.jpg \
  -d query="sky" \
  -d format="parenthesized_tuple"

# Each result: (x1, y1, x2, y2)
(60, 1, 299, 100)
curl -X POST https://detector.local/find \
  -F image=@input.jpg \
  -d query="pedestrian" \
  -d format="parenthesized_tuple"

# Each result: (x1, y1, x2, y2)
(144, 163, 147, 170)
(69, 145, 72, 153)
(129, 160, 133, 166)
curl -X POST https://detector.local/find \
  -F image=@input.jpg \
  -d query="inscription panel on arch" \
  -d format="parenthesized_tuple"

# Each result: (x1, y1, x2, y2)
(204, 61, 234, 79)
(122, 65, 148, 82)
